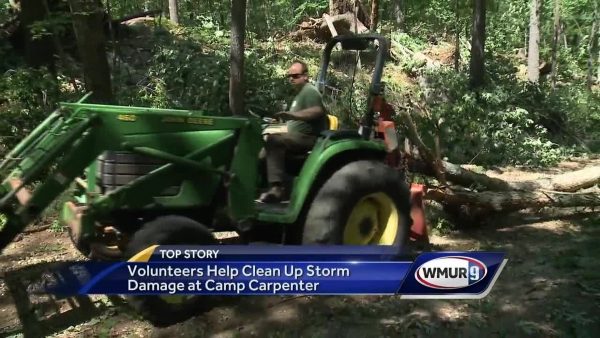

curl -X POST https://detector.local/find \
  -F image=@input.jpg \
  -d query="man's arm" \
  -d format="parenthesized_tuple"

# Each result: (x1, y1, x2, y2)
(278, 105, 325, 121)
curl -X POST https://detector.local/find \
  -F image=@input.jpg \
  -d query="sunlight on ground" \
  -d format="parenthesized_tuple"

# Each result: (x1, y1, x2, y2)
(496, 220, 576, 235)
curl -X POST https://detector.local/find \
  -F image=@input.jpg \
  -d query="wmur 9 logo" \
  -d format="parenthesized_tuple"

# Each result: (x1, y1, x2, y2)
(415, 256, 488, 289)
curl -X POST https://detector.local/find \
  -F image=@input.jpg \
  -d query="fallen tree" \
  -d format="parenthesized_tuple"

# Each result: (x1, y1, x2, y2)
(396, 107, 600, 224)
(248, 0, 600, 220)
(426, 187, 600, 212)
(407, 154, 600, 193)
(291, 11, 370, 41)
(291, 0, 371, 42)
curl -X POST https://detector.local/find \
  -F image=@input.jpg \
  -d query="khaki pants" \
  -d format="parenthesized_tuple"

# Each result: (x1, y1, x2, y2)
(263, 132, 317, 184)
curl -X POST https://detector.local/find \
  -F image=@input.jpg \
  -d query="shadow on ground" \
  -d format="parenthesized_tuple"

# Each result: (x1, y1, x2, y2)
(1, 211, 598, 338)
(0, 261, 130, 338)
(150, 212, 600, 338)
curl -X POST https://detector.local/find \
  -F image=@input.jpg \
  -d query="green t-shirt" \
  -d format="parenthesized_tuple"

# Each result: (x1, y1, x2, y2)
(287, 83, 328, 136)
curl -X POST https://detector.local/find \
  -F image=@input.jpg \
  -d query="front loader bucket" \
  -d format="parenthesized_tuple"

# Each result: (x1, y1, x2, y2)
(0, 105, 98, 253)
(0, 95, 263, 254)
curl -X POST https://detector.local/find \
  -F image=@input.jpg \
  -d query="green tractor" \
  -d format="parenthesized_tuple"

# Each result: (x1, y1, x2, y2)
(0, 34, 414, 326)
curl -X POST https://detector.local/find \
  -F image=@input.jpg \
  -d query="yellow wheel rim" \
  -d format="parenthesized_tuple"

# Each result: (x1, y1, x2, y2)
(343, 192, 399, 245)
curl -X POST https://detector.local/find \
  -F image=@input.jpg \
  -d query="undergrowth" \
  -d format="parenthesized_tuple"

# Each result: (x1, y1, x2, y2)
(0, 20, 597, 167)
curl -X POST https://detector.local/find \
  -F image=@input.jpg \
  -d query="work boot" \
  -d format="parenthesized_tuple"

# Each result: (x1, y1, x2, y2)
(258, 185, 286, 203)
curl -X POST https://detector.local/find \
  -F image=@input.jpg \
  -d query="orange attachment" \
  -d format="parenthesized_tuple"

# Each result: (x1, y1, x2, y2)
(377, 119, 394, 133)
(377, 119, 398, 152)
(409, 183, 429, 245)
(380, 102, 395, 121)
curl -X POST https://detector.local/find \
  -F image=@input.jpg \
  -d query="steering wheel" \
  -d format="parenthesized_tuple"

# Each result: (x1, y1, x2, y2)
(248, 106, 281, 125)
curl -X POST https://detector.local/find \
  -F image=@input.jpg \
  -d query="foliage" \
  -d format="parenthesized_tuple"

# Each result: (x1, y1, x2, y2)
(114, 24, 293, 115)
(0, 68, 70, 155)
(107, 0, 329, 39)
(403, 66, 576, 166)
(0, 0, 11, 22)
(0, 0, 597, 167)
(49, 219, 65, 232)
(389, 32, 429, 73)
(28, 12, 72, 40)
(292, 0, 329, 24)
(0, 213, 6, 231)
(486, 0, 529, 52)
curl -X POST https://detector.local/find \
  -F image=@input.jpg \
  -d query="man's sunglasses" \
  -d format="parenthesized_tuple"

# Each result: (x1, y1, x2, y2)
(287, 73, 305, 79)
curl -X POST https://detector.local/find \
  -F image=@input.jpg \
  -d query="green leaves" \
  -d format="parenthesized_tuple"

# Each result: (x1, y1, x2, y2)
(293, 0, 329, 25)
(112, 23, 291, 116)
(403, 67, 576, 167)
(0, 68, 68, 156)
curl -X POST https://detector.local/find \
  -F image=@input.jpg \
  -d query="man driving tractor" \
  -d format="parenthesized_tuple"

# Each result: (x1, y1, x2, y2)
(258, 60, 328, 203)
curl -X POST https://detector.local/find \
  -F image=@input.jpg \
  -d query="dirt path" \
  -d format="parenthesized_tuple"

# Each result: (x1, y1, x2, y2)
(1, 160, 599, 338)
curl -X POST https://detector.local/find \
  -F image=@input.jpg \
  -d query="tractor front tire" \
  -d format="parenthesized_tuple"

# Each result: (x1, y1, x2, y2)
(124, 215, 216, 327)
(302, 160, 411, 248)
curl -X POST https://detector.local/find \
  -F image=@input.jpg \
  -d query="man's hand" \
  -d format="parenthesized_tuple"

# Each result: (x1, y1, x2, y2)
(274, 111, 294, 120)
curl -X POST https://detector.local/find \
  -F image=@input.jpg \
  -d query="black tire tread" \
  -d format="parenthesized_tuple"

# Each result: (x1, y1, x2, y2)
(302, 160, 411, 246)
(124, 215, 216, 327)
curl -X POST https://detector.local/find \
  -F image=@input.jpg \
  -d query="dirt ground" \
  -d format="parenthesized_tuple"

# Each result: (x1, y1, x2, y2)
(1, 159, 599, 338)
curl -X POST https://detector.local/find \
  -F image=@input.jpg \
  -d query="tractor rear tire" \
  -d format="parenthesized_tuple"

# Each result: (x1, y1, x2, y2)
(124, 215, 216, 327)
(302, 160, 411, 248)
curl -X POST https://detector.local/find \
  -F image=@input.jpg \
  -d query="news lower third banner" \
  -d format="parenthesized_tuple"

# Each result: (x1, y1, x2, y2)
(38, 246, 507, 299)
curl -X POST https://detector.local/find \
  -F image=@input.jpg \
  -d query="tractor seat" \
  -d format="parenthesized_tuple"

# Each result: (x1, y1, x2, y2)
(319, 114, 361, 140)
(284, 115, 359, 174)
(327, 114, 339, 130)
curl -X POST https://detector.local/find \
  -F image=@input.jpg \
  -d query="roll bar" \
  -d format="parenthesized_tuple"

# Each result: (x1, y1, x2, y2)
(316, 33, 389, 97)
(316, 34, 390, 139)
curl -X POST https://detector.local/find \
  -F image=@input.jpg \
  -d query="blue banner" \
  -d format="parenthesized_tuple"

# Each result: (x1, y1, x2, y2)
(141, 245, 408, 261)
(36, 246, 507, 299)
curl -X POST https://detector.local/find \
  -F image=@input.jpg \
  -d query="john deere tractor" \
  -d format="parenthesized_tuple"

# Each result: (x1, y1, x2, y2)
(0, 34, 412, 326)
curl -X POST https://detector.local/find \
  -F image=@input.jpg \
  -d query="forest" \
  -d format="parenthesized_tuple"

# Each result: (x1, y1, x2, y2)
(0, 0, 599, 337)
(0, 0, 598, 152)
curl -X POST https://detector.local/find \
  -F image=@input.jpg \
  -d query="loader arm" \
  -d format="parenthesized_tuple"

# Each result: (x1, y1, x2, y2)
(0, 98, 262, 253)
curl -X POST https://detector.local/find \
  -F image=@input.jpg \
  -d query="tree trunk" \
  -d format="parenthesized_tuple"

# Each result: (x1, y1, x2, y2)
(408, 155, 600, 193)
(329, 0, 370, 27)
(370, 0, 380, 31)
(426, 188, 600, 212)
(394, 0, 404, 29)
(330, 0, 347, 15)
(263, 0, 271, 32)
(397, 91, 600, 221)
(168, 0, 179, 24)
(319, 12, 369, 36)
(561, 21, 567, 48)
(113, 10, 163, 24)
(527, 0, 542, 83)
(406, 153, 600, 214)
(548, 166, 600, 192)
(20, 0, 55, 70)
(587, 2, 598, 89)
(469, 0, 486, 87)
(68, 0, 113, 103)
(454, 0, 460, 71)
(550, 0, 561, 90)
(245, 0, 249, 36)
(229, 0, 246, 116)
